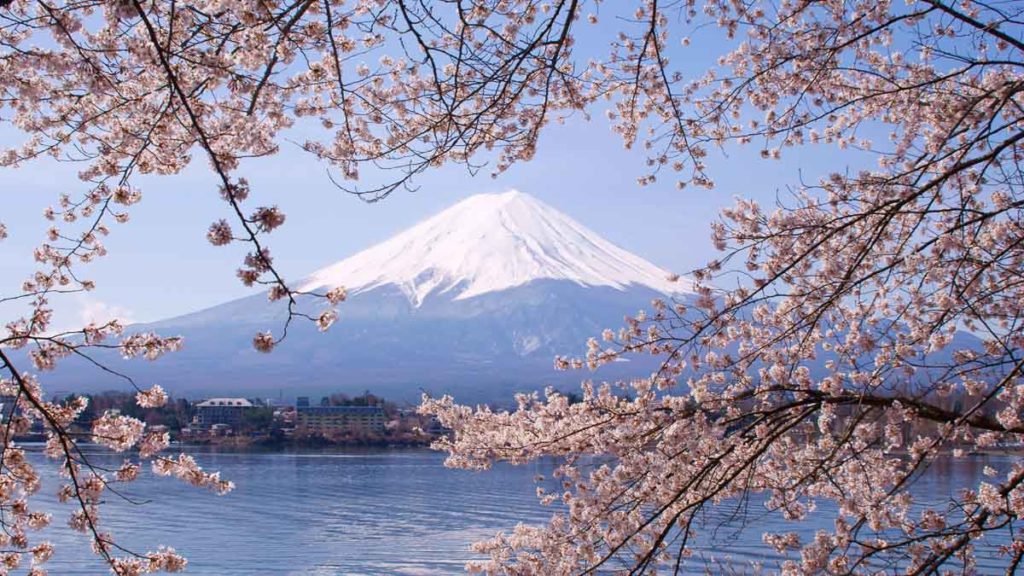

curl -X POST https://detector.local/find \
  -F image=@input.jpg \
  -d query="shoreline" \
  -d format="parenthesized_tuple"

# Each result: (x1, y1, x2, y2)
(177, 434, 437, 450)
(10, 432, 441, 451)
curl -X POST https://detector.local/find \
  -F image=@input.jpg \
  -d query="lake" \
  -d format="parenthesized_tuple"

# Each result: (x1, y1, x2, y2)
(22, 448, 1020, 574)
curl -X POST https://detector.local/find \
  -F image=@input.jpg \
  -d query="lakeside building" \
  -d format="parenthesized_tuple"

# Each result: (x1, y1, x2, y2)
(0, 394, 17, 421)
(194, 398, 255, 428)
(295, 396, 386, 434)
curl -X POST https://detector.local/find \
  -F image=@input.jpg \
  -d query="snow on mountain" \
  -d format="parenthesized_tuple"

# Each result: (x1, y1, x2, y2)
(298, 190, 692, 305)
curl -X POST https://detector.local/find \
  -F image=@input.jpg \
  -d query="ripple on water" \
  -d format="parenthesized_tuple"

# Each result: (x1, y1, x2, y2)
(21, 448, 1021, 575)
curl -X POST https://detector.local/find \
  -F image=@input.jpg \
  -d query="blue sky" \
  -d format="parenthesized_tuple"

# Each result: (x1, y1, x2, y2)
(1, 115, 840, 328)
(0, 13, 861, 330)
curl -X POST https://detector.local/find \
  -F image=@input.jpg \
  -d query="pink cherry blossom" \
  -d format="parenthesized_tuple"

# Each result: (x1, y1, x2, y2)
(0, 0, 1021, 573)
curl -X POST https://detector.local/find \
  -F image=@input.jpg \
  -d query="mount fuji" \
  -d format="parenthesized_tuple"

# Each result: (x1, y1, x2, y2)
(60, 191, 695, 402)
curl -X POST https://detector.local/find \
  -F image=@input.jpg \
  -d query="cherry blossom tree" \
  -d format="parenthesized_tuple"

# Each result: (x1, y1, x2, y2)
(1, 0, 1022, 573)
(418, 1, 1024, 573)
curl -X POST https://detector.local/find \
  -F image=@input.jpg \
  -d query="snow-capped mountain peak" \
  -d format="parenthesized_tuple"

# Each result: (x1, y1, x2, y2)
(299, 190, 691, 305)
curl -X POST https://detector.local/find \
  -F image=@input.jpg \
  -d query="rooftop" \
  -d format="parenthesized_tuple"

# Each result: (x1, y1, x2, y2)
(195, 398, 254, 408)
(297, 405, 385, 414)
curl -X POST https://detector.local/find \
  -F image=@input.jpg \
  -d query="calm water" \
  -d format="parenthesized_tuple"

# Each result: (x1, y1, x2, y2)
(21, 448, 1019, 574)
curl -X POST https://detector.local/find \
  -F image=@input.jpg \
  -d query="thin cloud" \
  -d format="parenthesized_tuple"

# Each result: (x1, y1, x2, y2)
(78, 298, 137, 327)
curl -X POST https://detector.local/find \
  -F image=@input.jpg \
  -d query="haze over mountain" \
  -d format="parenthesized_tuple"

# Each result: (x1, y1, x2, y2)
(53, 191, 694, 403)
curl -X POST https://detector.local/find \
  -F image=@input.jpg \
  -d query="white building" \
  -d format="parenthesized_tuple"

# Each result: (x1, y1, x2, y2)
(194, 398, 255, 428)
